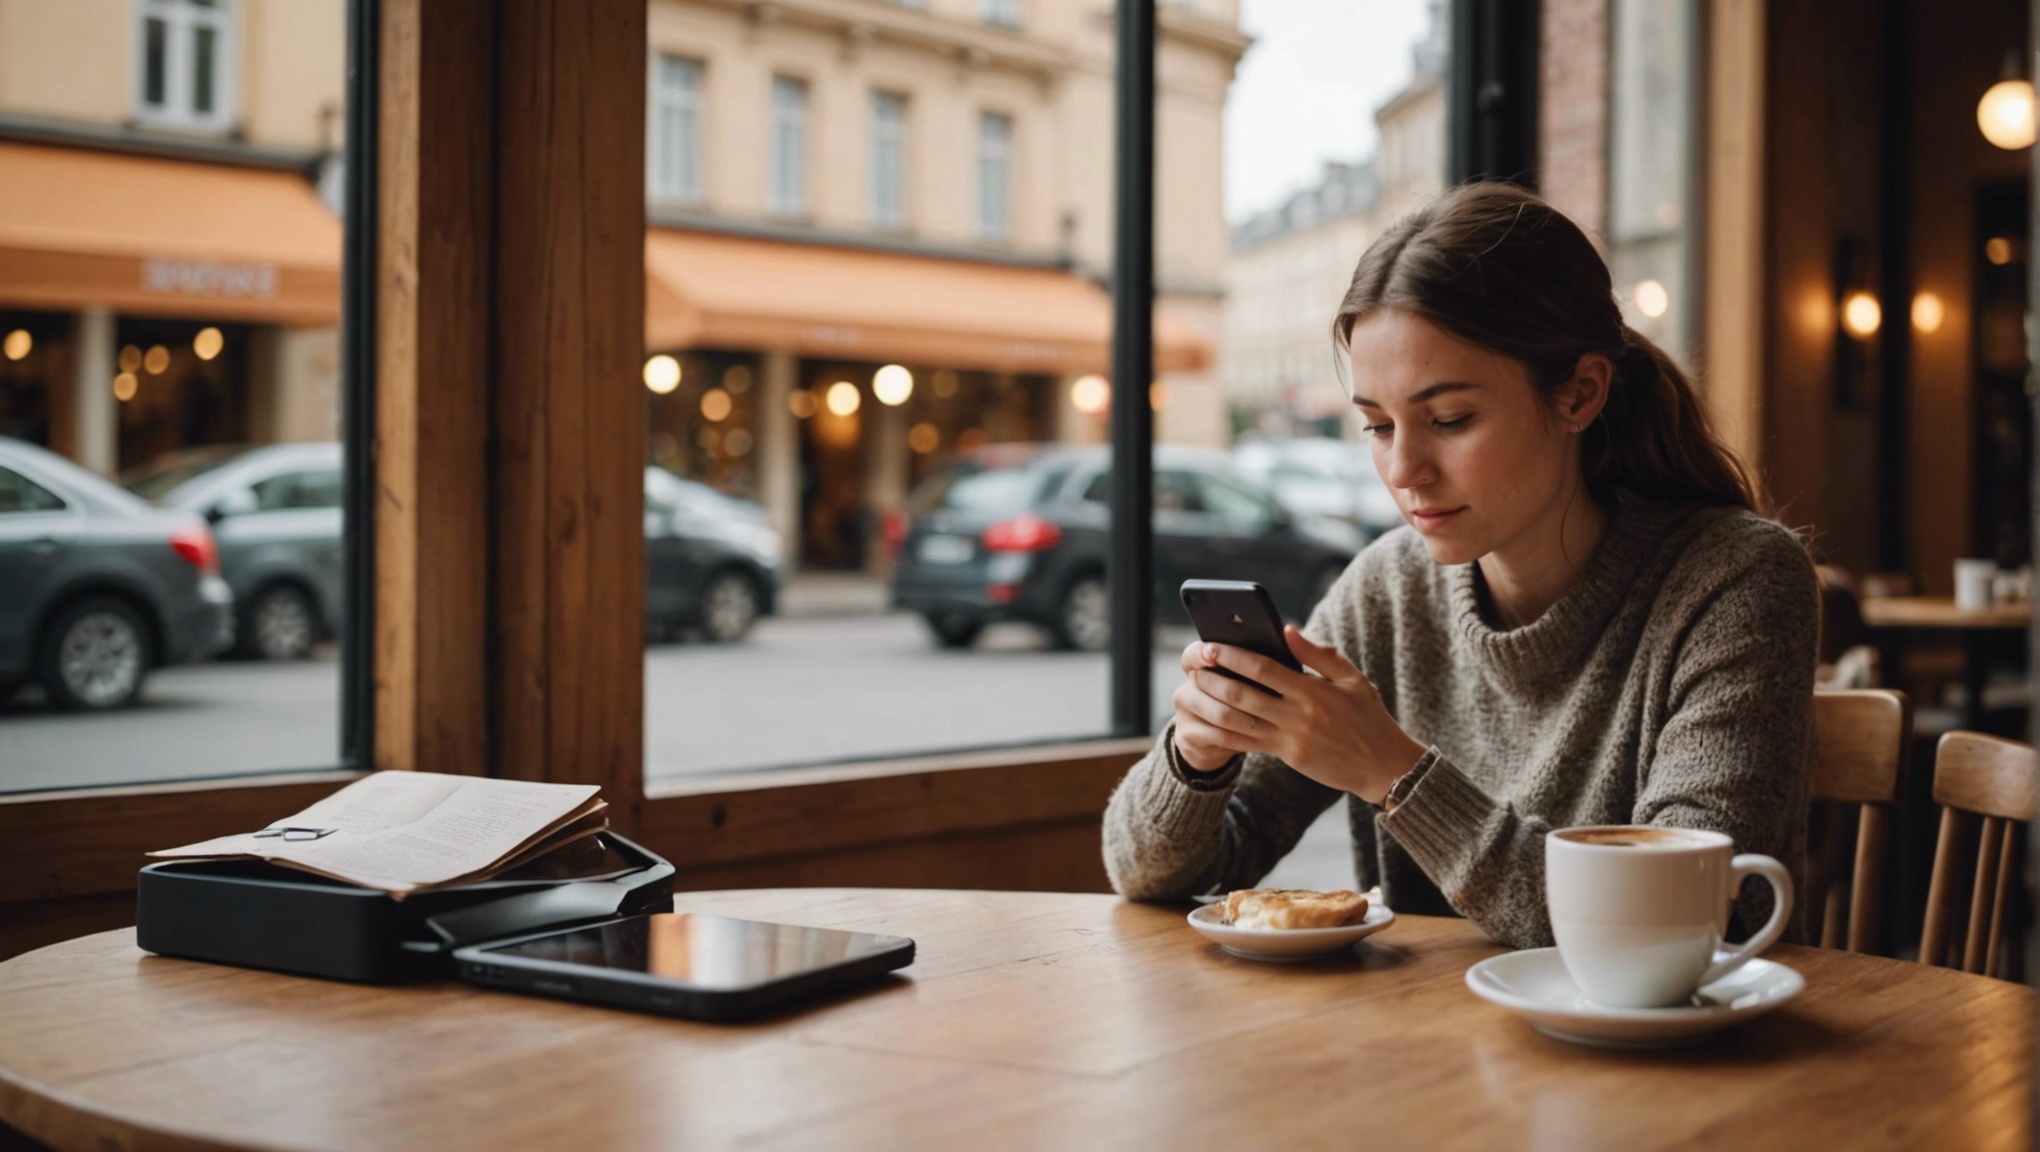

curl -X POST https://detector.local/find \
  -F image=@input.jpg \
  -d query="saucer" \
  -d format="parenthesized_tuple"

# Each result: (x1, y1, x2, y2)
(1186, 901, 1395, 961)
(1464, 948, 1803, 1048)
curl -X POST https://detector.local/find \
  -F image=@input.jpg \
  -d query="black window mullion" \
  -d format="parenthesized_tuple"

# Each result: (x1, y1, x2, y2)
(1108, 0, 1156, 737)
(339, 0, 379, 770)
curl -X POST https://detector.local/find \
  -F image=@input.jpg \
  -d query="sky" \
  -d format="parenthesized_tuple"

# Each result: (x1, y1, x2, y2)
(1223, 0, 1435, 225)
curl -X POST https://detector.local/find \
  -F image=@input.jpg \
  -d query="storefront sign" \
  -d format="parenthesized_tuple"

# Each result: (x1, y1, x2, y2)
(141, 258, 281, 300)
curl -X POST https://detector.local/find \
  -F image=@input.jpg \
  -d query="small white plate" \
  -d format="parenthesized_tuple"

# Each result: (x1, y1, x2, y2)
(1464, 947, 1804, 1049)
(1186, 901, 1396, 961)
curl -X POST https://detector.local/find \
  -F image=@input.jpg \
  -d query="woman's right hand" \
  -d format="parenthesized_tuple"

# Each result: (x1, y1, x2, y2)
(1171, 640, 1250, 772)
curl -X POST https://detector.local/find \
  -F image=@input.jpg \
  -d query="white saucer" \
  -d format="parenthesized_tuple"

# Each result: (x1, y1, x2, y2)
(1186, 901, 1395, 961)
(1464, 947, 1803, 1048)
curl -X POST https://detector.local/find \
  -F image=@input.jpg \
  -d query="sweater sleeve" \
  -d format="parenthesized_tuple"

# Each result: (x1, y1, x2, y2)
(1378, 523, 1820, 949)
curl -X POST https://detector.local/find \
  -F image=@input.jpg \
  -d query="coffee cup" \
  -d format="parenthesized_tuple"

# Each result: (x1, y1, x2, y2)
(1955, 558, 1996, 611)
(1544, 826, 1793, 1009)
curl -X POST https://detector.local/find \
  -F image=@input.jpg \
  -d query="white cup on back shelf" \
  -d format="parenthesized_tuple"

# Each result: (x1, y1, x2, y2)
(1545, 826, 1793, 1009)
(1954, 558, 1997, 611)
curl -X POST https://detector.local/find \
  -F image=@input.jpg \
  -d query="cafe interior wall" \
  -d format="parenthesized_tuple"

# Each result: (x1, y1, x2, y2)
(1760, 0, 2030, 592)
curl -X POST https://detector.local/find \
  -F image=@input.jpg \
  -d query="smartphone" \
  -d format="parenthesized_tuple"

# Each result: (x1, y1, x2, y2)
(455, 912, 915, 1022)
(1179, 579, 1302, 696)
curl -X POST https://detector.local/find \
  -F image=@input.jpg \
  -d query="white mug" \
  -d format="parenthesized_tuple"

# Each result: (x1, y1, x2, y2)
(1545, 826, 1793, 1009)
(1955, 558, 1996, 611)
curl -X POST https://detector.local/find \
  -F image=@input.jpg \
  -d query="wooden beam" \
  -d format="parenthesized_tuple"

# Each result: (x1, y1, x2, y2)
(1703, 0, 1767, 481)
(375, 0, 493, 775)
(492, 0, 648, 819)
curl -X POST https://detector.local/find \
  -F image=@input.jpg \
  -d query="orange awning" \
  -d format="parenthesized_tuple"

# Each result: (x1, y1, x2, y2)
(0, 141, 342, 327)
(645, 228, 1214, 375)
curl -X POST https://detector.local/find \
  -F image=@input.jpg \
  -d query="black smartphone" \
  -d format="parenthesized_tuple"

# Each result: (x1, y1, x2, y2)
(1179, 579, 1302, 696)
(454, 912, 915, 1022)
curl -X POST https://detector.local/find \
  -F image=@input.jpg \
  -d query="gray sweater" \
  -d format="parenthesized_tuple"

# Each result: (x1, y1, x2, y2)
(1101, 495, 1819, 949)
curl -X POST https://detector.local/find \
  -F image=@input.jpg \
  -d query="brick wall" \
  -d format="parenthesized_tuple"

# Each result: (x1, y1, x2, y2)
(1539, 0, 1608, 248)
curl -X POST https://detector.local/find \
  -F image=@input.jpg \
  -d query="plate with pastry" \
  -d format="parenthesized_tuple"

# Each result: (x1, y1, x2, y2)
(1187, 888, 1395, 961)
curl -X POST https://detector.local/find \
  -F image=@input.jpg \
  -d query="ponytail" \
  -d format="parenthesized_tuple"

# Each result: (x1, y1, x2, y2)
(1333, 182, 1764, 514)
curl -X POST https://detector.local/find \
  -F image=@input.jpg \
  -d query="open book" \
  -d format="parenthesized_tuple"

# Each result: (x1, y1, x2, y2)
(148, 772, 607, 898)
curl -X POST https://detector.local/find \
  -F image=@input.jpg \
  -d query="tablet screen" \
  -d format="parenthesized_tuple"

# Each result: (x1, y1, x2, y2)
(480, 913, 908, 990)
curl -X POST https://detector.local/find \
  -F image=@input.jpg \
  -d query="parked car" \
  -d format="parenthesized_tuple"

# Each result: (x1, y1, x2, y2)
(128, 442, 346, 661)
(887, 444, 1364, 651)
(1231, 436, 1403, 539)
(644, 468, 782, 643)
(0, 437, 234, 710)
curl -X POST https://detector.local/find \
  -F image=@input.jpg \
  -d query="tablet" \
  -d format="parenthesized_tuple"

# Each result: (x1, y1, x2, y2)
(455, 912, 915, 1021)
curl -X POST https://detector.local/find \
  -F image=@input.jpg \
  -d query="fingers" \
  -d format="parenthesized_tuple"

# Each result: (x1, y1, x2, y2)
(1283, 626, 1362, 683)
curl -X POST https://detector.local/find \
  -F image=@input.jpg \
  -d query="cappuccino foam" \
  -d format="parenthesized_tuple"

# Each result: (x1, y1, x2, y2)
(1557, 827, 1706, 850)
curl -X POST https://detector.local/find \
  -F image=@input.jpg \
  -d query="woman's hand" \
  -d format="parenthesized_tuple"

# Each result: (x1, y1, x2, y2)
(1170, 626, 1427, 803)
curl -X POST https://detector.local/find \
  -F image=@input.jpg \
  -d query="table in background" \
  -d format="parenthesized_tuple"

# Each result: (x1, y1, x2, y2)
(1861, 595, 2030, 733)
(0, 889, 2031, 1151)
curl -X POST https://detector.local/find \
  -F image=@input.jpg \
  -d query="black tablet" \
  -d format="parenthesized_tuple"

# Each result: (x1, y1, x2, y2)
(454, 912, 915, 1022)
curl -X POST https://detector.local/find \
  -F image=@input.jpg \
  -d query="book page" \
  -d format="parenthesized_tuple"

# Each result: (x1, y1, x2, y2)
(148, 773, 604, 894)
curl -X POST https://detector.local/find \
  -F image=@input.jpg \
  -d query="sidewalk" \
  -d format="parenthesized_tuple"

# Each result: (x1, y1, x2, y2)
(779, 570, 892, 618)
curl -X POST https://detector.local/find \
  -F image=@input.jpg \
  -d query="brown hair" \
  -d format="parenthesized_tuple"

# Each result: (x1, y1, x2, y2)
(1332, 181, 1761, 512)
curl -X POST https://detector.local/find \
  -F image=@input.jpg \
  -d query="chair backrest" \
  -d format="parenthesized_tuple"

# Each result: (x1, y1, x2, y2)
(1920, 731, 2040, 979)
(1808, 690, 1909, 953)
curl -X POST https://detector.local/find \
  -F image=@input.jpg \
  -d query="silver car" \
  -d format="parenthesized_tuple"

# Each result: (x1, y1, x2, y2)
(0, 438, 235, 710)
(127, 443, 345, 661)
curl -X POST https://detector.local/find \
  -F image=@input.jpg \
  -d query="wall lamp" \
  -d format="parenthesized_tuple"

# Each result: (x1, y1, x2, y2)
(1978, 52, 2035, 150)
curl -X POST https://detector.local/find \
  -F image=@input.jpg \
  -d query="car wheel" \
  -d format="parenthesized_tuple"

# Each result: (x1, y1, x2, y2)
(243, 583, 320, 661)
(1053, 573, 1110, 652)
(923, 612, 982, 649)
(37, 597, 152, 711)
(699, 570, 761, 643)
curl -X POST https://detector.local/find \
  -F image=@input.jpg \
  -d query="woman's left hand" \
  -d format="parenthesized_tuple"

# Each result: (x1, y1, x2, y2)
(1190, 626, 1428, 804)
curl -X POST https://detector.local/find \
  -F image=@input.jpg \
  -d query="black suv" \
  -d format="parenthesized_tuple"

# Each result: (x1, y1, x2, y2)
(888, 444, 1364, 650)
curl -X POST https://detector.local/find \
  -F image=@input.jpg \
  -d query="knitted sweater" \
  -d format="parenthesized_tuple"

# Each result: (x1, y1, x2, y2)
(1101, 495, 1820, 949)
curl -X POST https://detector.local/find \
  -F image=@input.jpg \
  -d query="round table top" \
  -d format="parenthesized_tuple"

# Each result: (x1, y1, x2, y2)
(1861, 595, 2032, 630)
(0, 888, 2032, 1151)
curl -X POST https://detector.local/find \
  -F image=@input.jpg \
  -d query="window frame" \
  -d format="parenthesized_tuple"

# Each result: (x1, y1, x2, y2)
(869, 89, 909, 231)
(976, 109, 1013, 242)
(132, 0, 239, 133)
(768, 73, 810, 218)
(979, 0, 1023, 31)
(647, 52, 705, 206)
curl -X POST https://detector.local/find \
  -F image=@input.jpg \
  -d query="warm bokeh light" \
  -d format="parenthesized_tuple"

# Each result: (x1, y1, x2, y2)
(1841, 291, 1882, 338)
(789, 390, 819, 419)
(112, 372, 138, 402)
(1149, 381, 1168, 411)
(955, 427, 988, 451)
(722, 364, 753, 394)
(143, 345, 170, 375)
(1911, 291, 1945, 334)
(931, 368, 960, 398)
(643, 354, 682, 394)
(1633, 279, 1669, 319)
(118, 345, 142, 373)
(825, 381, 862, 416)
(873, 364, 914, 406)
(1978, 79, 2036, 149)
(2, 329, 30, 361)
(723, 428, 754, 456)
(700, 388, 732, 422)
(908, 421, 940, 454)
(1986, 237, 2016, 265)
(193, 326, 225, 361)
(1070, 374, 1110, 415)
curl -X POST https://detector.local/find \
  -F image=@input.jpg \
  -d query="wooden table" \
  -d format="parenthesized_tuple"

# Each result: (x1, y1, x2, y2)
(1862, 595, 2031, 733)
(0, 889, 2031, 1151)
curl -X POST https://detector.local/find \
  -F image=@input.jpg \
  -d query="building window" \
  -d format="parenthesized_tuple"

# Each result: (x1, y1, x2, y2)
(649, 55, 704, 205)
(980, 0, 1022, 29)
(977, 111, 1012, 242)
(1607, 0, 1697, 358)
(134, 0, 235, 131)
(769, 75, 809, 217)
(870, 91, 909, 229)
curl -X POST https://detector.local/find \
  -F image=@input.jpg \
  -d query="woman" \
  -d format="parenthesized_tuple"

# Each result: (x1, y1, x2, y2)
(1102, 182, 1817, 949)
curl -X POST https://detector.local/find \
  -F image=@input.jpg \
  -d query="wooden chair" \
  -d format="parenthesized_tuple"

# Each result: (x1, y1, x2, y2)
(1919, 731, 2040, 979)
(1807, 689, 1909, 953)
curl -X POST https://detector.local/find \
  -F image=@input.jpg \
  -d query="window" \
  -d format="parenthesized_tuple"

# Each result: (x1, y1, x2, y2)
(134, 0, 236, 131)
(769, 75, 809, 217)
(251, 469, 345, 512)
(1193, 472, 1276, 533)
(0, 467, 63, 514)
(870, 91, 909, 229)
(649, 55, 705, 205)
(977, 111, 1013, 241)
(1607, 0, 1696, 357)
(980, 0, 1022, 29)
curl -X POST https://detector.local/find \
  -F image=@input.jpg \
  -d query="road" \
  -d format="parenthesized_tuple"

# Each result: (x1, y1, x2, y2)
(0, 611, 1355, 889)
